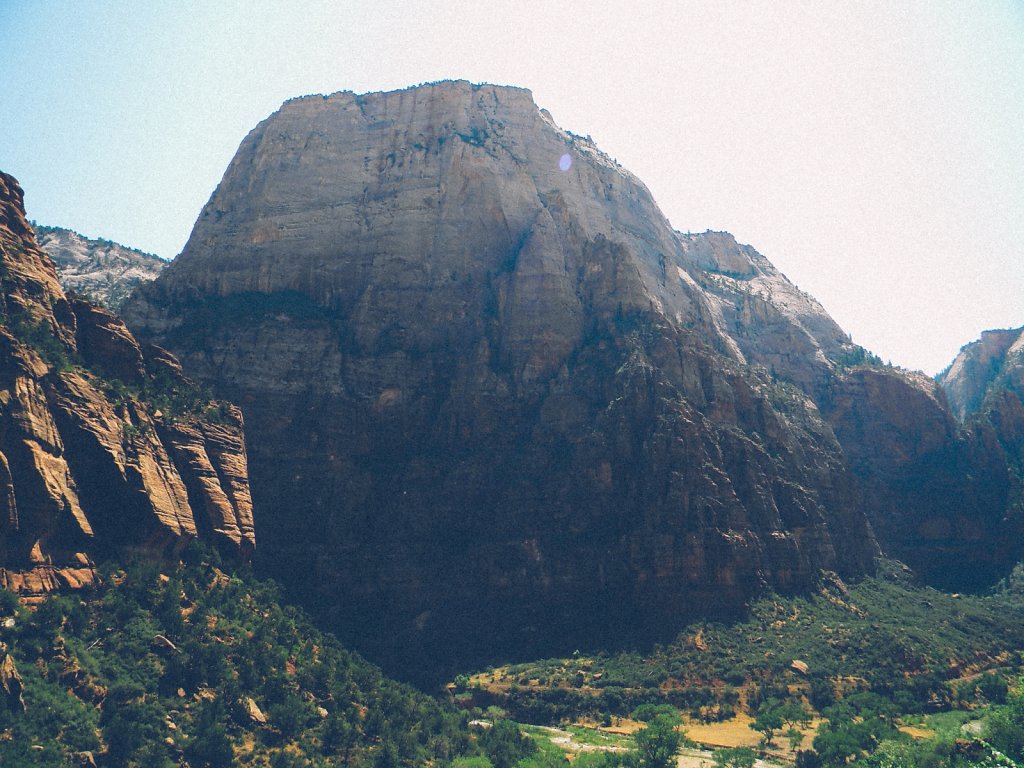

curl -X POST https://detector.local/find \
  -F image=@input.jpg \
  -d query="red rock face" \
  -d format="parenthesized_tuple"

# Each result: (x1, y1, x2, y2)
(124, 82, 884, 677)
(0, 171, 255, 600)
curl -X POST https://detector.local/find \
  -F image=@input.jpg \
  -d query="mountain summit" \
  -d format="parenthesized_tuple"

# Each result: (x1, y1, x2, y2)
(122, 81, 1016, 676)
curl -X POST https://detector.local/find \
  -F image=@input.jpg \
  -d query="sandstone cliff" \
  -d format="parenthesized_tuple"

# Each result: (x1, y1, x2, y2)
(125, 82, 888, 675)
(34, 225, 166, 311)
(0, 171, 254, 600)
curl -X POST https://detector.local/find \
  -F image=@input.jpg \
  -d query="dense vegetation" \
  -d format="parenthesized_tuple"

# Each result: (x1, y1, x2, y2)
(6, 552, 1024, 766)
(0, 548, 478, 767)
(0, 549, 697, 768)
(455, 561, 1024, 766)
(463, 562, 1024, 725)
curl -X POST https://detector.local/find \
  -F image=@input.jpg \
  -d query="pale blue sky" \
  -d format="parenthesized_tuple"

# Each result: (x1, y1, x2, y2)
(1, 1, 1022, 374)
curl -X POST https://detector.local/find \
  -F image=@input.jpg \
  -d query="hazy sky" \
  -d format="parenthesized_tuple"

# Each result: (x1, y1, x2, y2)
(2, 1, 1022, 374)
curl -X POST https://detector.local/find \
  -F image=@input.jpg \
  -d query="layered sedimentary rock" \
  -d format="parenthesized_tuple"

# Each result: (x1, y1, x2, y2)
(117, 79, 1024, 677)
(0, 171, 254, 600)
(124, 82, 885, 674)
(34, 225, 166, 311)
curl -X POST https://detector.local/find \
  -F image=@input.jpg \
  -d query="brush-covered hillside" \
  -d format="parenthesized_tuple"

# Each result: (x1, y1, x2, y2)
(0, 549, 477, 768)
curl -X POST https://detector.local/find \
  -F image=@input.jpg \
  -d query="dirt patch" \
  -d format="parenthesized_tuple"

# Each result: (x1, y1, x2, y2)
(597, 718, 643, 735)
(685, 714, 761, 748)
(899, 725, 934, 739)
(534, 726, 630, 754)
(685, 716, 822, 760)
(676, 746, 777, 768)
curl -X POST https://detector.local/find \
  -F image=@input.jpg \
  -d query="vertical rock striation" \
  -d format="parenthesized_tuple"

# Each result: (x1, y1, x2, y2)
(940, 327, 1024, 422)
(929, 326, 1024, 586)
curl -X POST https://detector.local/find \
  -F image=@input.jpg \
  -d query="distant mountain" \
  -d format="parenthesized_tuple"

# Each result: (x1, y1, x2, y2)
(936, 326, 1024, 549)
(939, 326, 1024, 422)
(0, 171, 253, 600)
(33, 224, 166, 311)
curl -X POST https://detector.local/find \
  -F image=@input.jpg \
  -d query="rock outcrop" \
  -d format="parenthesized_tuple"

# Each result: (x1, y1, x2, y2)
(822, 365, 1021, 589)
(0, 171, 254, 601)
(34, 225, 166, 311)
(124, 82, 885, 675)
(0, 653, 25, 711)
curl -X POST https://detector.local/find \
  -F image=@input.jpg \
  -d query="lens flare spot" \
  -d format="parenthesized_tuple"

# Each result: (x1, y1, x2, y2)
(559, 153, 572, 172)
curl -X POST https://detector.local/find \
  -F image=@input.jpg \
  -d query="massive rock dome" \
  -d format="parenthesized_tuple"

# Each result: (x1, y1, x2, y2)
(124, 81, 1008, 677)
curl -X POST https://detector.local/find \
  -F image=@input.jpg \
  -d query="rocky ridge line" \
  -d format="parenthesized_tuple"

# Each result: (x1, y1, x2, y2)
(34, 224, 166, 311)
(939, 326, 1024, 422)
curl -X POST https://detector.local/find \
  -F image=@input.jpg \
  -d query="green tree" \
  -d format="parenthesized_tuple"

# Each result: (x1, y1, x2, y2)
(978, 672, 1010, 704)
(986, 681, 1024, 762)
(779, 702, 813, 729)
(859, 738, 930, 768)
(634, 714, 683, 768)
(812, 714, 896, 768)
(100, 683, 165, 766)
(267, 690, 315, 741)
(712, 746, 756, 768)
(574, 752, 633, 767)
(808, 678, 835, 711)
(750, 705, 783, 746)
(631, 703, 679, 723)
(321, 713, 357, 761)
(185, 699, 235, 768)
(786, 727, 805, 751)
(479, 720, 537, 768)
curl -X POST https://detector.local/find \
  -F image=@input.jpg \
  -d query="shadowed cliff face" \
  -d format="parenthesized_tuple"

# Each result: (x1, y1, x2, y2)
(124, 82, 884, 678)
(926, 326, 1024, 586)
(0, 171, 254, 600)
(822, 366, 1022, 590)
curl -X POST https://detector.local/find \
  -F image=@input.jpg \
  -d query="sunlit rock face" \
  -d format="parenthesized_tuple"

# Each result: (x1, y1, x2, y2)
(0, 171, 255, 601)
(940, 327, 1024, 422)
(125, 80, 1013, 677)
(34, 225, 166, 311)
